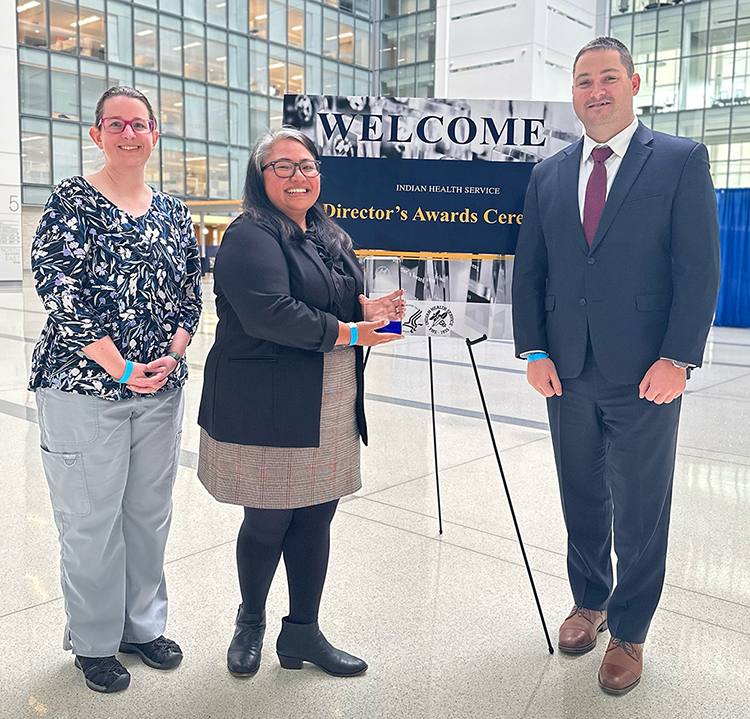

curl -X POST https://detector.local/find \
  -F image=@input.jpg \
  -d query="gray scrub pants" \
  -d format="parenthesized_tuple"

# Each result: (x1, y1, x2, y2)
(36, 387, 184, 657)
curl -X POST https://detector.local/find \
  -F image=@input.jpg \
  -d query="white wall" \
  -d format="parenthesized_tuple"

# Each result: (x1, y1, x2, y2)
(435, 0, 607, 102)
(0, 0, 22, 282)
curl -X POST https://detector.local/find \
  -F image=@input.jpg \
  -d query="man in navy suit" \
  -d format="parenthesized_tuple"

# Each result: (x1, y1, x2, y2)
(512, 37, 720, 695)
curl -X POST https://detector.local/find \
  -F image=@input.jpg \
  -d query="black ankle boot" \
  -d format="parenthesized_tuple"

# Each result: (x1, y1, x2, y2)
(276, 618, 367, 677)
(227, 606, 266, 677)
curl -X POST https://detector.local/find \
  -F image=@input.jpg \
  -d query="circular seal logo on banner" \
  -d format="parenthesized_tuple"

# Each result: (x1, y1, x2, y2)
(424, 305, 454, 335)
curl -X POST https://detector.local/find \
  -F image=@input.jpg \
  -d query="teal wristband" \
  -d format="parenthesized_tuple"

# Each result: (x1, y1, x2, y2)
(348, 322, 358, 346)
(526, 352, 549, 362)
(118, 360, 134, 383)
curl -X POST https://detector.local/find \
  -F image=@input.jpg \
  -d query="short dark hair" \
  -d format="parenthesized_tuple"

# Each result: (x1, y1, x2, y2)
(573, 37, 635, 79)
(244, 126, 353, 254)
(94, 86, 157, 128)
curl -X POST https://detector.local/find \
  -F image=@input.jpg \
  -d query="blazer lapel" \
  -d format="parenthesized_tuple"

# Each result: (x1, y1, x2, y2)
(299, 235, 336, 307)
(558, 138, 590, 256)
(589, 122, 653, 253)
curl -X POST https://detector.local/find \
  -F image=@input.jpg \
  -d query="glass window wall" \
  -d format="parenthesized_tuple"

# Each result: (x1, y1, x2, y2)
(135, 70, 160, 126)
(18, 0, 48, 49)
(250, 95, 269, 143)
(207, 27, 228, 85)
(228, 33, 249, 89)
(161, 76, 184, 135)
(268, 53, 286, 96)
(51, 54, 79, 120)
(306, 54, 322, 94)
(288, 0, 304, 46)
(184, 0, 205, 22)
(134, 8, 158, 70)
(339, 19, 354, 64)
(49, 0, 77, 54)
(355, 19, 369, 67)
(230, 145, 249, 197)
(185, 81, 207, 138)
(19, 48, 50, 117)
(186, 140, 208, 197)
(249, 0, 268, 36)
(77, 0, 105, 60)
(229, 90, 250, 146)
(228, 0, 248, 33)
(52, 121, 80, 183)
(162, 137, 185, 195)
(184, 20, 206, 80)
(208, 86, 229, 143)
(209, 144, 230, 198)
(269, 0, 286, 44)
(21, 118, 51, 184)
(80, 59, 107, 123)
(250, 38, 268, 93)
(160, 16, 183, 76)
(323, 9, 338, 59)
(207, 0, 227, 27)
(107, 2, 132, 65)
(108, 65, 133, 87)
(306, 2, 322, 54)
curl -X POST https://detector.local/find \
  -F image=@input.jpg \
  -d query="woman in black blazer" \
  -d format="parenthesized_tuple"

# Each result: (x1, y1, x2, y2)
(198, 126, 403, 679)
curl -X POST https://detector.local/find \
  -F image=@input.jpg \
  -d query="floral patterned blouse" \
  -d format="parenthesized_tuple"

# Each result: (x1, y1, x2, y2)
(29, 176, 203, 400)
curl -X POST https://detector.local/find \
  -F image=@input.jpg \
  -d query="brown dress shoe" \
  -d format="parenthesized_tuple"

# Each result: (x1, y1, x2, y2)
(598, 638, 643, 695)
(558, 606, 608, 654)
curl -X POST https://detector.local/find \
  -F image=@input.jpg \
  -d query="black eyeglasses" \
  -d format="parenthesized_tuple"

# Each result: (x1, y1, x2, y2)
(261, 159, 321, 178)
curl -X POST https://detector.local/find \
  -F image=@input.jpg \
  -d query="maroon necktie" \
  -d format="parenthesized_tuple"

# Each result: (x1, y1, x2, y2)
(583, 146, 614, 246)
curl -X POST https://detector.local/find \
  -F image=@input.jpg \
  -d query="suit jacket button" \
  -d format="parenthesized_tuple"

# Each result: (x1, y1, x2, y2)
(579, 298, 587, 306)
(587, 257, 595, 265)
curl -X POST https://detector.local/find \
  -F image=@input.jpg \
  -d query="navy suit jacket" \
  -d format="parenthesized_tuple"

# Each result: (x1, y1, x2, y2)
(512, 122, 721, 385)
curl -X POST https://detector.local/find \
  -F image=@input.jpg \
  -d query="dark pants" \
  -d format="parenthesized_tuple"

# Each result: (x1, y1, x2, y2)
(546, 344, 681, 644)
(237, 499, 339, 624)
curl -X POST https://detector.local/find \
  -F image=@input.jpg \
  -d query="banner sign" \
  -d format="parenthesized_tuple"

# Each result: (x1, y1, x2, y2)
(283, 95, 582, 256)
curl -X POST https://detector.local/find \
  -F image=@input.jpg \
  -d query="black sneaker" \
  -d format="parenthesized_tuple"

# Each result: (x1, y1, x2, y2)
(75, 655, 131, 693)
(119, 635, 183, 670)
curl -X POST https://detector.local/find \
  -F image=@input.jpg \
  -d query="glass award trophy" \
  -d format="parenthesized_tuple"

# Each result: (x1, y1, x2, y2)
(363, 256, 402, 334)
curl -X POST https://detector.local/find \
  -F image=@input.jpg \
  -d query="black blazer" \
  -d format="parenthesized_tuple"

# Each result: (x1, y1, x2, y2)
(512, 122, 721, 385)
(198, 214, 367, 447)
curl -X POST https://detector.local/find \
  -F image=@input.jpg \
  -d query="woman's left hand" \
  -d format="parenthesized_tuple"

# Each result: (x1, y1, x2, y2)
(359, 288, 405, 323)
(144, 355, 179, 383)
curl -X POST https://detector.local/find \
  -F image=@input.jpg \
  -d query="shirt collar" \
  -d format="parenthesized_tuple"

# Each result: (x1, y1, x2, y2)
(581, 116, 639, 163)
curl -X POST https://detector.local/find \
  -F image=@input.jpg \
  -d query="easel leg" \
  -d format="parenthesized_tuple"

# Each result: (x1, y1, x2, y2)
(466, 335, 554, 655)
(428, 337, 444, 535)
(363, 346, 372, 370)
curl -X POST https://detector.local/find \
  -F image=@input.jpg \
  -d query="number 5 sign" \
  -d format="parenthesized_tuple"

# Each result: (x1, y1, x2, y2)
(0, 183, 23, 282)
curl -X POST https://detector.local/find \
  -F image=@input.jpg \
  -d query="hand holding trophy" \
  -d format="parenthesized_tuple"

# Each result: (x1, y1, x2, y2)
(361, 257, 405, 334)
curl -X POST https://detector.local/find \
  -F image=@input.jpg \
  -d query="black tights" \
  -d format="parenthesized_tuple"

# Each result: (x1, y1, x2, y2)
(236, 499, 339, 624)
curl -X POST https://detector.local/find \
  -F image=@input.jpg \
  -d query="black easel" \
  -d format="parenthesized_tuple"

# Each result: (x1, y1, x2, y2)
(464, 334, 554, 654)
(363, 329, 553, 653)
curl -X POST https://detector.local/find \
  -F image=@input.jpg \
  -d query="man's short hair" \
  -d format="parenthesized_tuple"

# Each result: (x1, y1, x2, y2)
(573, 37, 635, 78)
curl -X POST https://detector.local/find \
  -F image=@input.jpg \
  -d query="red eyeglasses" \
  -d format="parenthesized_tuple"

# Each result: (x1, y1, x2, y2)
(98, 117, 156, 135)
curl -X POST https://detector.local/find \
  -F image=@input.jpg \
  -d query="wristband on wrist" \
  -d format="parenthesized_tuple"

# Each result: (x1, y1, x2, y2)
(167, 351, 182, 362)
(526, 352, 549, 362)
(347, 322, 358, 346)
(118, 360, 134, 384)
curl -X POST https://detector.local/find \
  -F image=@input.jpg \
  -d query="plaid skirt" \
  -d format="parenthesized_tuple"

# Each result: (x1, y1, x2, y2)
(197, 345, 361, 509)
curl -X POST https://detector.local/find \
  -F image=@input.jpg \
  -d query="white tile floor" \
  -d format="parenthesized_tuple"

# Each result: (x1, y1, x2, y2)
(1, 277, 749, 719)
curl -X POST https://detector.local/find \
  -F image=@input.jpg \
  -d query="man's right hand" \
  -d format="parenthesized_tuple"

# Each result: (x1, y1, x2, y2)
(526, 357, 562, 397)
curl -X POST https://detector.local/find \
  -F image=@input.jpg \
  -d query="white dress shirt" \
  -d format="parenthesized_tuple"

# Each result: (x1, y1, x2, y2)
(578, 116, 639, 223)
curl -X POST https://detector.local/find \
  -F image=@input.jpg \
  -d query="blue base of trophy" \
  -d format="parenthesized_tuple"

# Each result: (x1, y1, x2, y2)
(375, 321, 402, 334)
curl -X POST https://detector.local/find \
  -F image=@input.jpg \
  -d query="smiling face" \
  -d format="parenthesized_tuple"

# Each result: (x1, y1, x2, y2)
(89, 95, 158, 170)
(572, 49, 640, 142)
(261, 137, 320, 227)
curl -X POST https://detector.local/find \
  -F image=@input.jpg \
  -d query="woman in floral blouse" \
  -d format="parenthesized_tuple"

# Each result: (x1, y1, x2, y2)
(29, 86, 202, 694)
